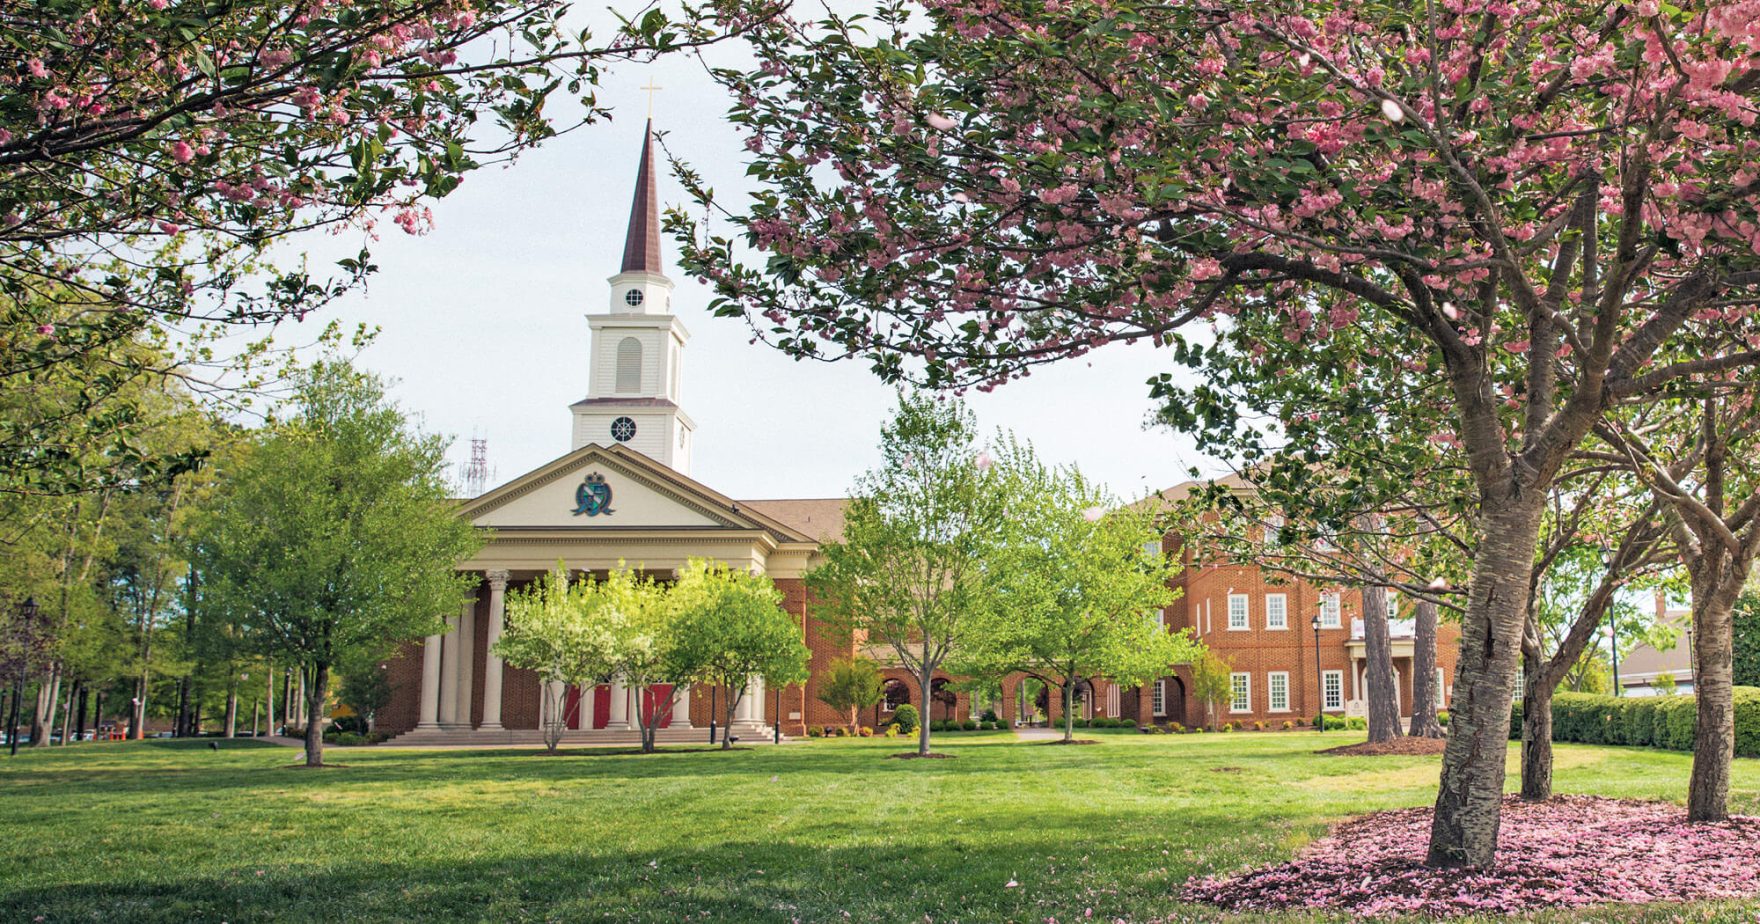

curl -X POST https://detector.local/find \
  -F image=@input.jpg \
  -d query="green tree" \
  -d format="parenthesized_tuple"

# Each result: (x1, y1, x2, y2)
(196, 361, 480, 766)
(817, 656, 884, 735)
(957, 447, 1195, 742)
(806, 393, 1011, 757)
(1187, 651, 1234, 731)
(338, 662, 393, 735)
(671, 560, 809, 750)
(597, 566, 686, 755)
(495, 566, 620, 753)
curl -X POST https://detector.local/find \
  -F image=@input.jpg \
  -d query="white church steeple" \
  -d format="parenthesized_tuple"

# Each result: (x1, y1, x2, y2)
(570, 120, 694, 473)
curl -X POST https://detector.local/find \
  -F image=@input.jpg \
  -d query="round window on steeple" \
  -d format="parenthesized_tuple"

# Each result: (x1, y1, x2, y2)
(611, 417, 637, 442)
(624, 288, 644, 307)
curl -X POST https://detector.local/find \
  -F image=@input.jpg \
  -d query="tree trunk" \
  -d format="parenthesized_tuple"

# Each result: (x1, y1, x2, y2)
(1360, 585, 1401, 743)
(722, 685, 739, 750)
(33, 667, 61, 747)
(1063, 680, 1077, 743)
(1688, 563, 1745, 822)
(1519, 662, 1553, 802)
(303, 663, 328, 768)
(224, 688, 238, 739)
(266, 665, 276, 736)
(917, 663, 934, 756)
(58, 681, 77, 746)
(75, 686, 89, 742)
(130, 674, 146, 740)
(1409, 600, 1445, 738)
(1427, 501, 1544, 868)
(175, 675, 192, 737)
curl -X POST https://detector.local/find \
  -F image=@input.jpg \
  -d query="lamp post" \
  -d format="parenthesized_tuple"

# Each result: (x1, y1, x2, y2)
(773, 684, 781, 744)
(709, 686, 718, 745)
(1609, 618, 1622, 697)
(8, 597, 38, 757)
(1311, 613, 1324, 732)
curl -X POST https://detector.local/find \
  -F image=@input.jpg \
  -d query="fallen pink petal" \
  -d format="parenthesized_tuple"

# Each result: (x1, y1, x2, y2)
(1184, 796, 1760, 918)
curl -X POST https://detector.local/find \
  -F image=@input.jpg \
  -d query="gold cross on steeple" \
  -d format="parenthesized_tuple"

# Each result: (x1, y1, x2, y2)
(640, 80, 662, 119)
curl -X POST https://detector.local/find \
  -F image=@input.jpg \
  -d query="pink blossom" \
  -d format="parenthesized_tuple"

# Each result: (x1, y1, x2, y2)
(924, 112, 958, 131)
(172, 140, 194, 163)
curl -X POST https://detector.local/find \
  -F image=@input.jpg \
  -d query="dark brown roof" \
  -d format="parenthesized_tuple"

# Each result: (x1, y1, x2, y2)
(620, 120, 663, 274)
(568, 396, 679, 409)
(737, 498, 849, 544)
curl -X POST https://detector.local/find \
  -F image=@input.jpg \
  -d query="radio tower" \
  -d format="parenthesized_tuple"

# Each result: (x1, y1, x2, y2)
(464, 437, 490, 498)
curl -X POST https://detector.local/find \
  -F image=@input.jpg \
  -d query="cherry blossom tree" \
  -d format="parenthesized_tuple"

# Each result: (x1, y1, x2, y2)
(2, 0, 771, 494)
(677, 0, 1760, 867)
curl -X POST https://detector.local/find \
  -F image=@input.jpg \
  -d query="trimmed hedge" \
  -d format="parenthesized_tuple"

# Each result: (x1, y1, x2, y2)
(1511, 687, 1758, 758)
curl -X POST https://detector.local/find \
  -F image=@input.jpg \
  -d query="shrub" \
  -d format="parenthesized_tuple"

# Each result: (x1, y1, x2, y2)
(807, 727, 823, 738)
(859, 726, 875, 737)
(1194, 726, 1207, 733)
(1252, 721, 1265, 731)
(1219, 722, 1234, 732)
(980, 709, 999, 722)
(333, 732, 364, 746)
(1345, 717, 1367, 731)
(1281, 720, 1294, 730)
(1311, 715, 1325, 728)
(1436, 710, 1450, 727)
(891, 704, 920, 735)
(962, 720, 978, 731)
(1512, 688, 1759, 757)
(1322, 715, 1347, 731)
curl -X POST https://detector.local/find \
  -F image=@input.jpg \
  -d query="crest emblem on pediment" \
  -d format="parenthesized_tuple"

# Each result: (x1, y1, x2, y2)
(572, 472, 615, 517)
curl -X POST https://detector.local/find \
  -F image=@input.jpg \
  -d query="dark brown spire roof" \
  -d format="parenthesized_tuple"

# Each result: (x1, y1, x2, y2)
(619, 120, 663, 274)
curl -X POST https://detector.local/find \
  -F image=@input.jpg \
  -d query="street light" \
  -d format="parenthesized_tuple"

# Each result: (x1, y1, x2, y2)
(1311, 613, 1324, 733)
(8, 597, 38, 757)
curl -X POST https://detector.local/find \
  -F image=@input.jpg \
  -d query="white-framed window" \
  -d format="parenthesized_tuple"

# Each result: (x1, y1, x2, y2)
(1268, 672, 1290, 712)
(1262, 513, 1284, 546)
(1152, 679, 1166, 717)
(1230, 672, 1251, 713)
(1143, 539, 1162, 560)
(615, 337, 643, 393)
(1386, 591, 1400, 620)
(1227, 594, 1250, 631)
(1436, 668, 1446, 708)
(1265, 593, 1288, 630)
(1322, 670, 1344, 710)
(1513, 666, 1525, 702)
(1320, 593, 1342, 628)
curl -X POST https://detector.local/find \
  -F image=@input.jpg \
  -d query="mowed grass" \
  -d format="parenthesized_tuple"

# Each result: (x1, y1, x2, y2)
(1, 731, 1757, 923)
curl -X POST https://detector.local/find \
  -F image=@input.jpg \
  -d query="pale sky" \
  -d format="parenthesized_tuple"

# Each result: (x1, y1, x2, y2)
(277, 14, 1228, 503)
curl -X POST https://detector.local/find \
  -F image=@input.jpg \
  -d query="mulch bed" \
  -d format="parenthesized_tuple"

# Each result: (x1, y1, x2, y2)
(1320, 737, 1449, 757)
(887, 752, 955, 759)
(1034, 739, 1100, 746)
(1185, 796, 1760, 918)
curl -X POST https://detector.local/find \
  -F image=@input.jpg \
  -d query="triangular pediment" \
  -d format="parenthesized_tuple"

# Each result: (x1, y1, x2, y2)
(459, 444, 811, 541)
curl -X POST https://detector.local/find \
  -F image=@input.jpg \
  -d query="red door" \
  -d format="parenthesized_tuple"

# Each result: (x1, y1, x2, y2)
(641, 684, 674, 729)
(591, 684, 610, 729)
(563, 686, 583, 730)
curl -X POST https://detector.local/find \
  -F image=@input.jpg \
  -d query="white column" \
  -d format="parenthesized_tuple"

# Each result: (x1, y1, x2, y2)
(670, 685, 693, 728)
(452, 597, 476, 728)
(741, 677, 766, 725)
(416, 633, 442, 729)
(608, 676, 631, 729)
(479, 570, 510, 730)
(437, 611, 461, 727)
(578, 682, 594, 730)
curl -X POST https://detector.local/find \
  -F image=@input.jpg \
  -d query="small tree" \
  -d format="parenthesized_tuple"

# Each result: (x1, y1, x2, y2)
(670, 560, 810, 749)
(495, 567, 620, 752)
(958, 448, 1196, 742)
(197, 361, 480, 767)
(807, 392, 1011, 757)
(818, 657, 885, 735)
(338, 662, 392, 735)
(1188, 651, 1234, 731)
(598, 566, 688, 755)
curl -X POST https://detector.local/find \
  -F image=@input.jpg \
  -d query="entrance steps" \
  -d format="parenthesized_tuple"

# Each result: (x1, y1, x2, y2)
(380, 723, 780, 748)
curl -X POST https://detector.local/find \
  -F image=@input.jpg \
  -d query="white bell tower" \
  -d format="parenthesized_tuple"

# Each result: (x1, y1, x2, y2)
(570, 120, 694, 473)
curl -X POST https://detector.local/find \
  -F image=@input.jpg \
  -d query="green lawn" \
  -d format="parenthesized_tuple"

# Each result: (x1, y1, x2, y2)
(1, 731, 1757, 923)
